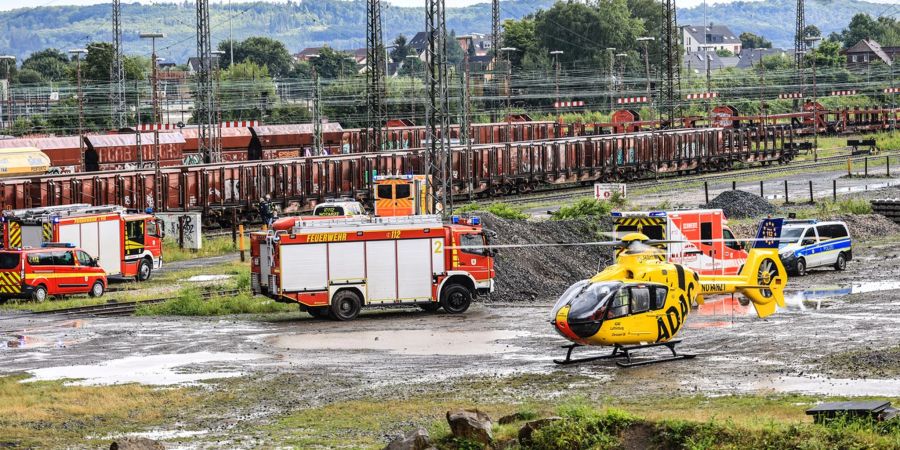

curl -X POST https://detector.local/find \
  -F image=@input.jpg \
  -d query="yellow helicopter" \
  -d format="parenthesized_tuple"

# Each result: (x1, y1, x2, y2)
(550, 232, 787, 367)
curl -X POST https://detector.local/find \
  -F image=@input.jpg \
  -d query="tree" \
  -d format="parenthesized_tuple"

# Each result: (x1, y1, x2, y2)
(217, 36, 293, 77)
(501, 18, 538, 68)
(390, 34, 412, 62)
(218, 61, 277, 121)
(834, 14, 900, 48)
(532, 0, 643, 68)
(803, 25, 821, 39)
(82, 42, 145, 82)
(22, 48, 70, 82)
(14, 68, 43, 85)
(739, 32, 772, 49)
(447, 30, 465, 66)
(397, 56, 424, 79)
(310, 47, 357, 80)
(807, 40, 843, 68)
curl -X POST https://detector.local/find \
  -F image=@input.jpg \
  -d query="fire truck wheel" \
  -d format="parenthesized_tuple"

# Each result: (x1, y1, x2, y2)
(440, 284, 472, 314)
(137, 258, 153, 282)
(418, 302, 441, 312)
(307, 307, 329, 319)
(330, 290, 361, 321)
(32, 285, 48, 303)
(89, 281, 105, 298)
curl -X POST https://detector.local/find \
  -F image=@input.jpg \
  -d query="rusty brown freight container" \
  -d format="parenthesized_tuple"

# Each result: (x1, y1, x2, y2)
(84, 133, 184, 171)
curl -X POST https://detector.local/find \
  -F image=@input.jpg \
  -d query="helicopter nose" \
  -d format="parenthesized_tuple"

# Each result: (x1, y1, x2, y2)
(553, 306, 582, 342)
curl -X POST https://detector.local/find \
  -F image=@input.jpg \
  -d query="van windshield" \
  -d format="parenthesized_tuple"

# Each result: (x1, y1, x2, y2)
(0, 252, 19, 270)
(778, 228, 805, 247)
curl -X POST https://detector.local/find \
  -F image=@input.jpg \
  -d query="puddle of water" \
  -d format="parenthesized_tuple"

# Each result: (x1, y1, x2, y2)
(754, 376, 900, 397)
(270, 329, 524, 356)
(112, 429, 209, 440)
(25, 351, 264, 386)
(787, 281, 900, 304)
(186, 274, 233, 282)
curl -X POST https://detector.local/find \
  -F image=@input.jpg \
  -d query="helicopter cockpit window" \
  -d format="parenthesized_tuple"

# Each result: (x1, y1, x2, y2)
(607, 289, 630, 319)
(631, 287, 651, 313)
(652, 286, 668, 310)
(550, 280, 620, 322)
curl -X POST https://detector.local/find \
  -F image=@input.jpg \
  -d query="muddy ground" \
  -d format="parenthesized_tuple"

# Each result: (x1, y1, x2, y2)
(2, 232, 900, 448)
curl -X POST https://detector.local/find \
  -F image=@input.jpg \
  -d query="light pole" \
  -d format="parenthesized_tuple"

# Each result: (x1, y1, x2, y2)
(500, 47, 517, 139)
(637, 37, 654, 127)
(606, 48, 616, 112)
(615, 53, 628, 96)
(706, 53, 713, 126)
(891, 59, 895, 137)
(140, 33, 165, 171)
(406, 54, 420, 123)
(308, 54, 323, 155)
(550, 50, 563, 109)
(0, 56, 15, 131)
(69, 49, 87, 171)
(805, 36, 821, 161)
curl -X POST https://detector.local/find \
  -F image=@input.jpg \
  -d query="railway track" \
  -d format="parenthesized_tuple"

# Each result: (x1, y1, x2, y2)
(494, 150, 898, 207)
(26, 289, 243, 318)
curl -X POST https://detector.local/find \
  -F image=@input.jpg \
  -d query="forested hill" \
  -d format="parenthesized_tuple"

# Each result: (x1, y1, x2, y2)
(678, 0, 893, 48)
(0, 0, 891, 63)
(0, 0, 554, 63)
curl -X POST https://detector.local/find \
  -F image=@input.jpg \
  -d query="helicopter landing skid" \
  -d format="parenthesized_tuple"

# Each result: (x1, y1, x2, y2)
(553, 340, 695, 367)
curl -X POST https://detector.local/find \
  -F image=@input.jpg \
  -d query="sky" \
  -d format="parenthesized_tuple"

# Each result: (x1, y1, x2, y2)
(0, 0, 897, 10)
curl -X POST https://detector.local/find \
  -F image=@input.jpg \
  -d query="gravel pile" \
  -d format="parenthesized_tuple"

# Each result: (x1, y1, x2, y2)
(826, 214, 900, 240)
(704, 190, 775, 219)
(480, 213, 614, 303)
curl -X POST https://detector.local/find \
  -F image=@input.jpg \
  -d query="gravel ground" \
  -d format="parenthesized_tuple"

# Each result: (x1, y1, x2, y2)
(2, 231, 900, 448)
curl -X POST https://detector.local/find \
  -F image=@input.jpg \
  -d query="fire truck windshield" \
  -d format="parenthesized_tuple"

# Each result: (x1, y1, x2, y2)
(0, 252, 19, 269)
(459, 233, 485, 255)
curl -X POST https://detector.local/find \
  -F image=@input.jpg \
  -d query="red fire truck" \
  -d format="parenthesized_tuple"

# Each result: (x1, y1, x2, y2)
(251, 215, 495, 320)
(0, 205, 163, 281)
(612, 209, 747, 275)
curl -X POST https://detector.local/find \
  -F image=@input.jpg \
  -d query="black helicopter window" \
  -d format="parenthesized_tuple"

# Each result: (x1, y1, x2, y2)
(607, 289, 630, 319)
(631, 287, 651, 314)
(652, 286, 668, 310)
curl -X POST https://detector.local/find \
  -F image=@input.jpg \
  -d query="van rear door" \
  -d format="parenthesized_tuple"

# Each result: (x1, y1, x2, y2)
(0, 252, 22, 295)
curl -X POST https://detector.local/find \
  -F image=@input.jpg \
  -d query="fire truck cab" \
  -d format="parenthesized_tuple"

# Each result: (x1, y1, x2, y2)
(612, 209, 747, 275)
(1, 205, 163, 281)
(373, 174, 432, 217)
(251, 214, 494, 320)
(0, 244, 108, 302)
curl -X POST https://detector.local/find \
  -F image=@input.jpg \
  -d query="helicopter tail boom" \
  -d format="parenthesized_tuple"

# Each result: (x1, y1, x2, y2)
(699, 249, 787, 318)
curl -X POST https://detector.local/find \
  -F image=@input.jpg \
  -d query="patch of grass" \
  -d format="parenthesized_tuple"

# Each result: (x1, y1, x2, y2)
(551, 198, 613, 220)
(795, 198, 873, 218)
(0, 374, 200, 448)
(455, 202, 529, 220)
(135, 288, 295, 316)
(163, 235, 236, 263)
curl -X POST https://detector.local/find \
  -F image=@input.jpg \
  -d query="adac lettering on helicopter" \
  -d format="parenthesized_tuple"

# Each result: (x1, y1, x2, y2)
(656, 294, 690, 342)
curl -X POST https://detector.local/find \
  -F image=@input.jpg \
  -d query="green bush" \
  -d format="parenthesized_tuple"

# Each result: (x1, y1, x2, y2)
(528, 405, 637, 450)
(163, 235, 236, 263)
(455, 202, 529, 220)
(796, 198, 873, 218)
(551, 199, 612, 220)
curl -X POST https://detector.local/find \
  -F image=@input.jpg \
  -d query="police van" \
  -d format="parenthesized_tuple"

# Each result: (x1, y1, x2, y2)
(777, 220, 852, 276)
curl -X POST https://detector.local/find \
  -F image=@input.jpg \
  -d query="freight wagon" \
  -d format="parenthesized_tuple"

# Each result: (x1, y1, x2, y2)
(0, 126, 796, 224)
